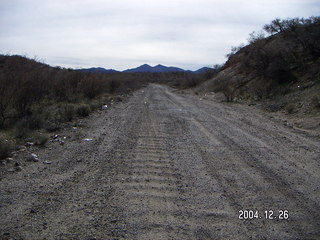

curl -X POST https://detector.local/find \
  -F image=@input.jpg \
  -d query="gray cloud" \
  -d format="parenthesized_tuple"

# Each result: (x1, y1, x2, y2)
(1, 0, 319, 70)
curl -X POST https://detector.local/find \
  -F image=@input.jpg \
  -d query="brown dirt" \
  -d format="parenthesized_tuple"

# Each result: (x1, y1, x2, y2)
(1, 84, 319, 239)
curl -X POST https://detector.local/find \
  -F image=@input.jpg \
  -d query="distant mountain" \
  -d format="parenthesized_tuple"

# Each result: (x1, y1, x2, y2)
(78, 67, 118, 74)
(193, 67, 212, 74)
(123, 64, 187, 73)
(78, 65, 214, 74)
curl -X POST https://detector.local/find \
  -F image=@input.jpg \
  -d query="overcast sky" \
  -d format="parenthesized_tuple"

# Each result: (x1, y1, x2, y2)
(0, 0, 319, 71)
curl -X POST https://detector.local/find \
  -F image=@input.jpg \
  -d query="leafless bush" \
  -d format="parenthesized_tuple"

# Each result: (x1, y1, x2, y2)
(76, 104, 91, 117)
(0, 138, 12, 159)
(286, 103, 295, 114)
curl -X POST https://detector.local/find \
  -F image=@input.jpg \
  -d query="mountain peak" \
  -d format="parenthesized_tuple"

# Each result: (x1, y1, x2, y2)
(123, 64, 186, 73)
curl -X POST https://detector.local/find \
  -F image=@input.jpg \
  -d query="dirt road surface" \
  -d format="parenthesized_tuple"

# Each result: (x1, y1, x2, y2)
(1, 84, 320, 239)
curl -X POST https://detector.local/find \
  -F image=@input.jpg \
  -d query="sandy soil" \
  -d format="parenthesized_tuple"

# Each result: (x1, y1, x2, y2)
(1, 84, 319, 239)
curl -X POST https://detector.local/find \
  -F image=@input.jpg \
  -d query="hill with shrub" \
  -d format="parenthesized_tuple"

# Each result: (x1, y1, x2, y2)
(0, 54, 214, 156)
(197, 17, 320, 124)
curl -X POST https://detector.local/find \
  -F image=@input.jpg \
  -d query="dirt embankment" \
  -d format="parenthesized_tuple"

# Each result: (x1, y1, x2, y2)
(1, 84, 319, 239)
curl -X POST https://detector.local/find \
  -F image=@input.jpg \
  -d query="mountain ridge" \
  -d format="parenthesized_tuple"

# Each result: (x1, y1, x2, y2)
(77, 64, 212, 73)
(77, 67, 118, 74)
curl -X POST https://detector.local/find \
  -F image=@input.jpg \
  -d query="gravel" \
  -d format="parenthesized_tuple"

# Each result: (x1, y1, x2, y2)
(0, 84, 319, 239)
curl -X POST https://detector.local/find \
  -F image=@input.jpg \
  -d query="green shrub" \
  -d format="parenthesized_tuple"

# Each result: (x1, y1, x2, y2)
(0, 138, 12, 159)
(285, 103, 295, 114)
(61, 104, 76, 121)
(114, 96, 123, 102)
(42, 121, 60, 132)
(30, 100, 58, 129)
(89, 100, 101, 110)
(76, 104, 91, 117)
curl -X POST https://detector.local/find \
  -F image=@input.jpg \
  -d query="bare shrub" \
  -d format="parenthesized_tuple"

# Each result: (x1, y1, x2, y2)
(311, 96, 320, 108)
(76, 104, 91, 117)
(33, 133, 49, 146)
(248, 31, 266, 44)
(0, 138, 12, 159)
(12, 119, 30, 139)
(286, 103, 295, 114)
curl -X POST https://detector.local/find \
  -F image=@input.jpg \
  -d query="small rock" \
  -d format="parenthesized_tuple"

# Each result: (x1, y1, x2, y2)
(5, 158, 12, 164)
(14, 162, 21, 167)
(18, 146, 27, 152)
(27, 153, 39, 162)
(7, 168, 15, 172)
(30, 209, 37, 214)
(25, 142, 34, 147)
(15, 166, 23, 171)
(43, 161, 52, 164)
(59, 141, 65, 145)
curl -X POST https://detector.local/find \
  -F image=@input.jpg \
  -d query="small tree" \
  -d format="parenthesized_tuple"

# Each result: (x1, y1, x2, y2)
(226, 44, 245, 58)
(263, 18, 285, 34)
(248, 31, 265, 44)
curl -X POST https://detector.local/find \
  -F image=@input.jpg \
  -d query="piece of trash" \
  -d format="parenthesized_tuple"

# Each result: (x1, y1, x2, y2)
(72, 127, 77, 130)
(43, 161, 52, 164)
(83, 138, 93, 141)
(102, 105, 108, 109)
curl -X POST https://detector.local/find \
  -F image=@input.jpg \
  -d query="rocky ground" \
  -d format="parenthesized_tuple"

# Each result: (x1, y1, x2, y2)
(1, 84, 319, 239)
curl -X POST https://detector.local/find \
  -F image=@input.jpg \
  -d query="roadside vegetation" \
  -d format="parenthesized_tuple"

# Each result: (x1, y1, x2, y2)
(194, 16, 320, 124)
(0, 54, 213, 158)
(2, 16, 318, 157)
(0, 55, 142, 156)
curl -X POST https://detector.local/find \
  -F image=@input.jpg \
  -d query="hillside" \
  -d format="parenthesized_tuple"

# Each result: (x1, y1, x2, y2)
(198, 17, 320, 131)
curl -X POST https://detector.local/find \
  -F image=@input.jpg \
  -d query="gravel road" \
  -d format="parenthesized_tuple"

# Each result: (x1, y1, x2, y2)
(1, 84, 320, 240)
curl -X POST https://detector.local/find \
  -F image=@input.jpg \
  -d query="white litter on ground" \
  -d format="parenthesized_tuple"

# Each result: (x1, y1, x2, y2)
(83, 138, 93, 141)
